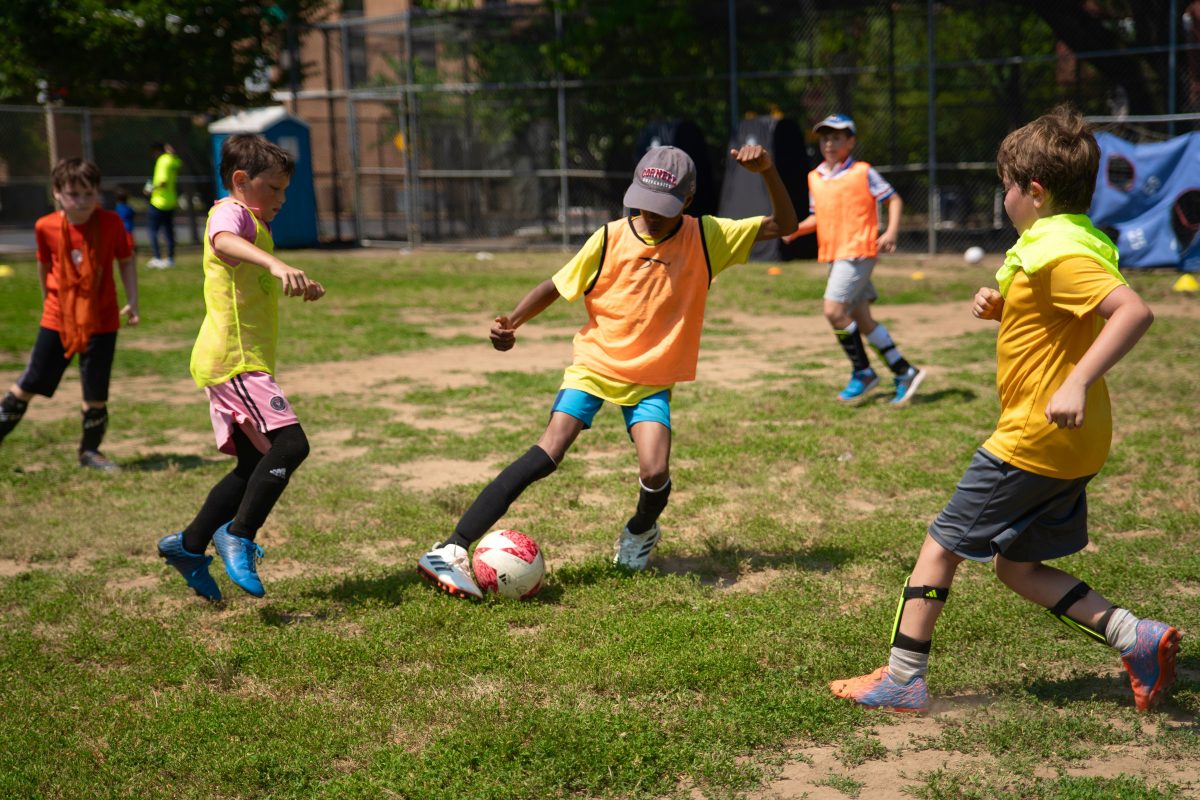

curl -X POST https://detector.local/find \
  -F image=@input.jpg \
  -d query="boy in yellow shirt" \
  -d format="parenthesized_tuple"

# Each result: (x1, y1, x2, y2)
(830, 106, 1180, 713)
(157, 134, 324, 601)
(418, 144, 797, 599)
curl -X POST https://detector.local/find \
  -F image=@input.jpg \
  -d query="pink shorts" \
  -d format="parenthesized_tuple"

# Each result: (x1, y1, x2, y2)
(205, 371, 300, 455)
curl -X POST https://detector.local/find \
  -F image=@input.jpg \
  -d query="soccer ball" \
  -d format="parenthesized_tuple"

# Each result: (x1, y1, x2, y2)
(964, 246, 985, 264)
(472, 529, 545, 599)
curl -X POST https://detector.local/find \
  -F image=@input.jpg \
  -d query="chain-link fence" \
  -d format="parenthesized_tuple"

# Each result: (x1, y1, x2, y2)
(0, 106, 214, 253)
(3, 2, 1197, 256)
(278, 1, 1199, 254)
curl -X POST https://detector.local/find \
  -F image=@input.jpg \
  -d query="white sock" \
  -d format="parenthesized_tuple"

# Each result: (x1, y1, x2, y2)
(866, 323, 906, 367)
(887, 646, 929, 685)
(1105, 608, 1139, 652)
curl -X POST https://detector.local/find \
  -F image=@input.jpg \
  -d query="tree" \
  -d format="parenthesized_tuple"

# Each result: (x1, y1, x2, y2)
(0, 0, 331, 112)
(971, 0, 1183, 116)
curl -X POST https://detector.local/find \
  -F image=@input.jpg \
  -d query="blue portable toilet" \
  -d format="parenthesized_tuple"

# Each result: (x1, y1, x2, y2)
(208, 107, 318, 248)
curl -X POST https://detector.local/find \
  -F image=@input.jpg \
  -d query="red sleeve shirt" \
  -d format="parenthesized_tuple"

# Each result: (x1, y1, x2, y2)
(35, 209, 133, 333)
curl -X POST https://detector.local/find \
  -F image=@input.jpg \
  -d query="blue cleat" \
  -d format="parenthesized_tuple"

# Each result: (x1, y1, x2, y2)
(212, 522, 266, 598)
(1121, 619, 1181, 712)
(157, 533, 222, 601)
(830, 666, 930, 713)
(837, 368, 880, 402)
(890, 367, 927, 406)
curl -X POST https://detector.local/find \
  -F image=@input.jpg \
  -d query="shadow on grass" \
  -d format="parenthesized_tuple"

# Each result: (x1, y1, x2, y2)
(856, 386, 978, 407)
(1025, 655, 1200, 725)
(258, 606, 344, 627)
(656, 544, 856, 587)
(298, 568, 425, 607)
(120, 453, 221, 472)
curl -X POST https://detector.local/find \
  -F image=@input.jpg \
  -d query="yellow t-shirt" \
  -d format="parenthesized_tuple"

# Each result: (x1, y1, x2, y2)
(552, 215, 762, 404)
(981, 256, 1125, 479)
(150, 152, 182, 212)
(189, 199, 280, 388)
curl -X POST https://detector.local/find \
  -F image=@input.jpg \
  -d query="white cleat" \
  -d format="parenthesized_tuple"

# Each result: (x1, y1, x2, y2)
(417, 542, 483, 599)
(613, 523, 661, 571)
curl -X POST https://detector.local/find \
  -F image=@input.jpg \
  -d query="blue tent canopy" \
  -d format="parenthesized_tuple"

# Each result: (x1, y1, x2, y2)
(1090, 131, 1200, 272)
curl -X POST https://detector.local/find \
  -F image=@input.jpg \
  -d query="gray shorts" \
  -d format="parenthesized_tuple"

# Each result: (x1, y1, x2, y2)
(928, 448, 1094, 563)
(824, 258, 878, 306)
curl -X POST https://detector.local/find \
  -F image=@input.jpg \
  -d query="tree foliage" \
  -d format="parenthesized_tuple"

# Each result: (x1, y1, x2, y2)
(0, 0, 331, 112)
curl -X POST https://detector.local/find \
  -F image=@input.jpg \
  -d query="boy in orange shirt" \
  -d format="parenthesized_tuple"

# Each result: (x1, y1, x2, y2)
(829, 106, 1180, 713)
(786, 114, 924, 405)
(418, 144, 797, 599)
(0, 158, 137, 470)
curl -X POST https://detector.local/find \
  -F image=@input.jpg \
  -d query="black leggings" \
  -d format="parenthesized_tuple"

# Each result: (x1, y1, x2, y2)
(182, 424, 309, 551)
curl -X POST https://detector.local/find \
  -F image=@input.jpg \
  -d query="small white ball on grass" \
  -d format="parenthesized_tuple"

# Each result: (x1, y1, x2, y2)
(964, 246, 985, 265)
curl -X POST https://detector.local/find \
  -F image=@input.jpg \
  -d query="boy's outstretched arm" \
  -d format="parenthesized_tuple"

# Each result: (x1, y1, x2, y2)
(782, 213, 816, 244)
(212, 231, 325, 301)
(729, 145, 798, 240)
(1044, 285, 1153, 429)
(491, 278, 561, 352)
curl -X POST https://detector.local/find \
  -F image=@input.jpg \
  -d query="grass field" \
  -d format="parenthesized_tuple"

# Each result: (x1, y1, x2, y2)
(0, 247, 1197, 799)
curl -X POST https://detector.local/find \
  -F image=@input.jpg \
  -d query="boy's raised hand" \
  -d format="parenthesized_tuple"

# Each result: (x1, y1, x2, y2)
(491, 315, 516, 351)
(971, 287, 1003, 320)
(730, 144, 774, 173)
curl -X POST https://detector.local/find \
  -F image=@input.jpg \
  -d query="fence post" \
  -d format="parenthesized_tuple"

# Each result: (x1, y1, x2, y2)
(728, 0, 739, 138)
(556, 7, 570, 250)
(926, 0, 938, 255)
(44, 104, 57, 171)
(1169, 0, 1178, 136)
(324, 28, 344, 242)
(342, 21, 363, 242)
(404, 10, 421, 247)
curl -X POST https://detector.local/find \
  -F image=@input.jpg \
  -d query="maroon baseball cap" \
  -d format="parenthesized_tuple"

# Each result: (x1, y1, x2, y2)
(623, 146, 696, 217)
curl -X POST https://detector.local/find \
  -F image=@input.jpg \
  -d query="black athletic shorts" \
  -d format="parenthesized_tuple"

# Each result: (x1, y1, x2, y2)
(928, 448, 1095, 563)
(17, 326, 118, 402)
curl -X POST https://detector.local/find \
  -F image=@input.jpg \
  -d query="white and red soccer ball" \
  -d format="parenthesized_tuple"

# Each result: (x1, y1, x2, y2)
(472, 529, 545, 599)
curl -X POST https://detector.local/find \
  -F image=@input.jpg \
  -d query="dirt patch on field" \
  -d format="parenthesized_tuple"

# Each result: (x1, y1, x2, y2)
(368, 458, 499, 492)
(19, 304, 989, 427)
(19, 298, 1199, 488)
(28, 299, 1200, 423)
(758, 713, 1200, 800)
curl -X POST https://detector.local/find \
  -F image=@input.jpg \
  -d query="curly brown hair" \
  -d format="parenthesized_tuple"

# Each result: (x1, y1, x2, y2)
(996, 104, 1099, 214)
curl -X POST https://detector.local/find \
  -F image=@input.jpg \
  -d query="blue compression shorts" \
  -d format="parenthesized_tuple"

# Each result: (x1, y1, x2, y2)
(551, 388, 671, 431)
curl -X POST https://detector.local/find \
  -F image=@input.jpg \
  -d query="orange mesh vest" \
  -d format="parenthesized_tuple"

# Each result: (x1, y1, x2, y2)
(808, 161, 878, 261)
(573, 217, 712, 385)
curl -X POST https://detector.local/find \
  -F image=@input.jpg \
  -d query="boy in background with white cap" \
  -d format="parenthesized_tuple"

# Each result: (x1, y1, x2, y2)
(417, 144, 797, 599)
(786, 113, 925, 405)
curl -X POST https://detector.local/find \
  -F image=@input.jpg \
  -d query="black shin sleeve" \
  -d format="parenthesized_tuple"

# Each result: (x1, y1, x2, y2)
(80, 407, 108, 453)
(836, 327, 871, 371)
(228, 424, 309, 540)
(183, 426, 264, 552)
(452, 445, 557, 546)
(625, 478, 672, 535)
(0, 392, 28, 443)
